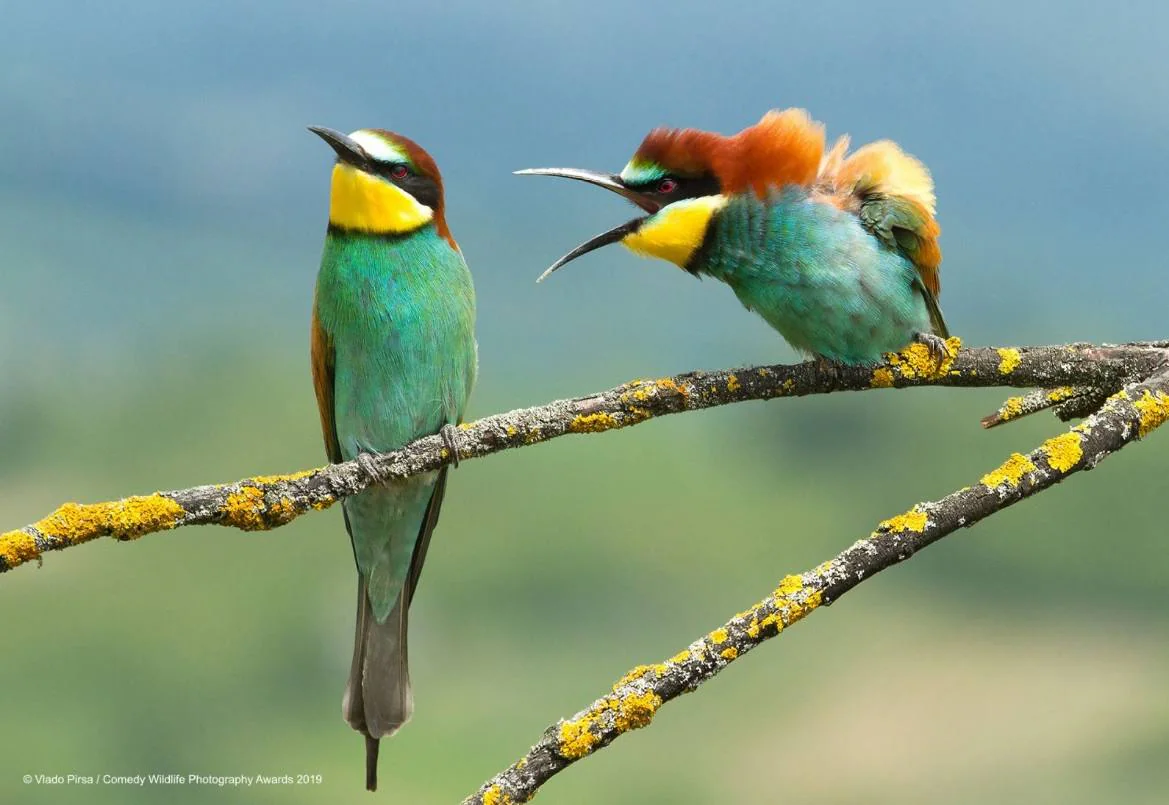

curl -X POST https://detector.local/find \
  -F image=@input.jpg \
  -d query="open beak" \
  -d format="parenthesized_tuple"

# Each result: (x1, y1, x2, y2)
(515, 167, 661, 282)
(307, 125, 370, 167)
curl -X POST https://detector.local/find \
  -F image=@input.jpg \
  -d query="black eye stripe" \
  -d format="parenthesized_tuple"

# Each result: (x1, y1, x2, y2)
(627, 173, 720, 201)
(366, 161, 441, 210)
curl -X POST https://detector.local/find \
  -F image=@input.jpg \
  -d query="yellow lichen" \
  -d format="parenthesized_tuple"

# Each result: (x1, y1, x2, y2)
(745, 603, 786, 639)
(613, 689, 662, 732)
(0, 530, 39, 568)
(786, 590, 823, 625)
(1042, 432, 1083, 473)
(720, 647, 739, 660)
(1047, 386, 1077, 403)
(727, 374, 741, 392)
(980, 453, 1037, 489)
(669, 649, 691, 664)
(1133, 389, 1169, 438)
(900, 342, 939, 377)
(739, 585, 825, 640)
(653, 377, 688, 399)
(31, 494, 185, 543)
(777, 574, 804, 594)
(233, 493, 303, 526)
(877, 508, 928, 535)
(884, 337, 961, 382)
(626, 407, 651, 424)
(505, 425, 517, 437)
(569, 412, 619, 433)
(613, 665, 655, 690)
(558, 715, 599, 759)
(483, 784, 511, 805)
(782, 378, 795, 392)
(250, 468, 319, 486)
(222, 487, 267, 531)
(267, 497, 298, 526)
(757, 368, 773, 377)
(870, 367, 895, 388)
(997, 347, 1022, 375)
(997, 396, 1025, 421)
(708, 628, 728, 644)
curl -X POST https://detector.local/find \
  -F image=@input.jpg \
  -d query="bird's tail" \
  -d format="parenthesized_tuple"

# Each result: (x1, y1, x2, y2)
(343, 576, 412, 792)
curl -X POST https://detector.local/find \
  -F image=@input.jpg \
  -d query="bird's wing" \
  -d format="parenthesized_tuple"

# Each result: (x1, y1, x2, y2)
(821, 138, 947, 337)
(310, 305, 342, 463)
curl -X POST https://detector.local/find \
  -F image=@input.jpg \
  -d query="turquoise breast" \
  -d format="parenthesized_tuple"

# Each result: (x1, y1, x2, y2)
(696, 188, 930, 365)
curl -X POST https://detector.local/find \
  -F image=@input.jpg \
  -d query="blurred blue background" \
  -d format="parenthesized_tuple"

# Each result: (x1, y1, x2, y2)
(2, 1, 1168, 802)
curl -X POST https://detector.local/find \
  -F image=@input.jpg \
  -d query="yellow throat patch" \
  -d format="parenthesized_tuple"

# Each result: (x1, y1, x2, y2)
(622, 195, 728, 267)
(327, 163, 433, 234)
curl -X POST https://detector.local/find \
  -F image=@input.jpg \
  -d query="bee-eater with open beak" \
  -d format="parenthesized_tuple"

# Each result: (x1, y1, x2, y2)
(519, 108, 948, 364)
(308, 126, 476, 791)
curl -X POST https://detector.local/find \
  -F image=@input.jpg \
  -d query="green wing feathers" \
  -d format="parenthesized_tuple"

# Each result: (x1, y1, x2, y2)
(821, 137, 947, 337)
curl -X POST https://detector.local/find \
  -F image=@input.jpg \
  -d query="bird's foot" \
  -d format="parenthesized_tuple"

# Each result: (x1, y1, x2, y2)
(356, 452, 386, 485)
(439, 423, 463, 468)
(913, 332, 950, 364)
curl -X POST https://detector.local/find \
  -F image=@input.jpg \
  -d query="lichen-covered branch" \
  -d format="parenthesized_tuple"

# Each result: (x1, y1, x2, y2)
(461, 360, 1169, 805)
(2, 339, 1166, 575)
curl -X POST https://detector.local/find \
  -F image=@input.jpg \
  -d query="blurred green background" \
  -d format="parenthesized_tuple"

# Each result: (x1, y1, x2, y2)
(3, 1, 1169, 802)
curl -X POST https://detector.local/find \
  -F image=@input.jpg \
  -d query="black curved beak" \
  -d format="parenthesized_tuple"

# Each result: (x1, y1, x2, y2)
(515, 167, 659, 281)
(307, 126, 369, 167)
(514, 167, 661, 214)
(532, 219, 644, 282)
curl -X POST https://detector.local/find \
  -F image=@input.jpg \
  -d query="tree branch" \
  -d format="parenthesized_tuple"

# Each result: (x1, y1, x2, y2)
(461, 358, 1169, 805)
(3, 339, 1166, 575)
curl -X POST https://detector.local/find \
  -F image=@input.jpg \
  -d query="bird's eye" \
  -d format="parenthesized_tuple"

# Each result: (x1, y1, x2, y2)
(390, 164, 409, 179)
(657, 178, 678, 194)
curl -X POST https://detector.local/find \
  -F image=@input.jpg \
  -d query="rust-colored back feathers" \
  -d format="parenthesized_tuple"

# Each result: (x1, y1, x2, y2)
(631, 108, 826, 196)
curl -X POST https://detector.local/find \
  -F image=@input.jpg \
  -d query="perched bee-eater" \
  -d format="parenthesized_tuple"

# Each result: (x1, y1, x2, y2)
(519, 109, 948, 364)
(308, 126, 476, 791)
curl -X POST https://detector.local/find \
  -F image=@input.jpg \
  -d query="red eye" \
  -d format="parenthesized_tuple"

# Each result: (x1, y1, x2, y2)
(657, 178, 678, 193)
(390, 164, 409, 179)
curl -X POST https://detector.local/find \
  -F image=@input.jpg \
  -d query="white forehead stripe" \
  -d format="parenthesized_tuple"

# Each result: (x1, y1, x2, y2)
(349, 129, 409, 164)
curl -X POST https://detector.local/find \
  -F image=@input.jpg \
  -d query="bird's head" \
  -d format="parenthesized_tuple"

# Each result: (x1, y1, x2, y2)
(518, 109, 825, 280)
(309, 126, 455, 246)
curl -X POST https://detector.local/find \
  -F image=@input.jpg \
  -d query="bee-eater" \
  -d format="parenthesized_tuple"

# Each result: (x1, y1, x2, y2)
(308, 126, 476, 791)
(519, 108, 948, 364)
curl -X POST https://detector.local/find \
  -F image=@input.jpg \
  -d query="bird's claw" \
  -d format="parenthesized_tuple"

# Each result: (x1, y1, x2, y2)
(356, 452, 385, 485)
(913, 332, 949, 364)
(440, 424, 462, 468)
